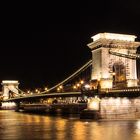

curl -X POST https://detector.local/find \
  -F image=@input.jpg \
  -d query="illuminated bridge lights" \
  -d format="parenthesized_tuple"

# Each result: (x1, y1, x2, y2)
(73, 85, 77, 89)
(80, 80, 84, 84)
(101, 87, 140, 94)
(44, 87, 48, 91)
(7, 59, 91, 96)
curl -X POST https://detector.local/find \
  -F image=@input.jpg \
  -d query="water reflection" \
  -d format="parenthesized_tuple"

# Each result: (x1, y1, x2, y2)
(0, 110, 140, 140)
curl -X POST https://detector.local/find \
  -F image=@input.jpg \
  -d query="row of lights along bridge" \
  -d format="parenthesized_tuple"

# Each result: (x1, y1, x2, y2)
(23, 80, 91, 95)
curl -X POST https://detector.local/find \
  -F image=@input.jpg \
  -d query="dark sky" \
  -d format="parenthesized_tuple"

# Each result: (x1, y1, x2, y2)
(0, 1, 140, 90)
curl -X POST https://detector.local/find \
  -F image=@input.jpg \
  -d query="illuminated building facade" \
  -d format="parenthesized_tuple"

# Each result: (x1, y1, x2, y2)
(88, 33, 140, 89)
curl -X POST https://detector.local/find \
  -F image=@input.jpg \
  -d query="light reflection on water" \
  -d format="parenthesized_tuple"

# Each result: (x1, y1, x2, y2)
(0, 110, 140, 140)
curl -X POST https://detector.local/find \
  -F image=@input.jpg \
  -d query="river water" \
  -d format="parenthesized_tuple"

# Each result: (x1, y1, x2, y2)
(0, 110, 140, 140)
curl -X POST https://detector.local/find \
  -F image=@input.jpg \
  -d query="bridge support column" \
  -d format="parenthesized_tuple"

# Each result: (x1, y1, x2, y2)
(80, 97, 101, 119)
(87, 33, 140, 89)
(15, 102, 20, 112)
(1, 80, 19, 100)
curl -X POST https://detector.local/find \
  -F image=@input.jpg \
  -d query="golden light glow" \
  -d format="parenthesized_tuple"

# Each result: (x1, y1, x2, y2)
(77, 83, 80, 87)
(127, 80, 137, 87)
(45, 87, 48, 91)
(101, 80, 112, 89)
(35, 89, 38, 92)
(112, 72, 116, 76)
(1, 102, 16, 108)
(88, 97, 100, 110)
(73, 85, 77, 89)
(84, 84, 90, 89)
(122, 98, 129, 105)
(97, 78, 100, 81)
(59, 85, 63, 89)
(57, 87, 60, 91)
(92, 33, 136, 42)
(115, 98, 121, 106)
(80, 80, 84, 84)
(136, 121, 140, 130)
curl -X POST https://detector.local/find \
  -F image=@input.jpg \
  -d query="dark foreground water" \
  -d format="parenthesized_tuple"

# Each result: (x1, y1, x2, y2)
(0, 110, 140, 140)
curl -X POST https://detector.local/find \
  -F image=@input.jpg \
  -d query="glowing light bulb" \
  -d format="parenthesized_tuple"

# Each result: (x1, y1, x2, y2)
(73, 85, 77, 89)
(80, 80, 84, 84)
(77, 83, 80, 87)
(59, 85, 63, 89)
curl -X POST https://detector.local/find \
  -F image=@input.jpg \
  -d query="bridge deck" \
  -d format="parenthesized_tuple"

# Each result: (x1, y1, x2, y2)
(2, 87, 140, 102)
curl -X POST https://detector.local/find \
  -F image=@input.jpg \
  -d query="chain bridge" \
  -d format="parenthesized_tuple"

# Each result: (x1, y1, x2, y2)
(1, 32, 140, 119)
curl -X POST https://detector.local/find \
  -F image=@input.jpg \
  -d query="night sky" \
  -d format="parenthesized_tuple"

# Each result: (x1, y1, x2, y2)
(0, 1, 140, 90)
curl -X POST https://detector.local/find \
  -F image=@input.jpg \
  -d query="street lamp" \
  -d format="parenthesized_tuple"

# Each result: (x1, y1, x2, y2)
(45, 87, 49, 92)
(73, 85, 77, 90)
(59, 85, 63, 89)
(80, 80, 84, 84)
(77, 83, 80, 87)
(57, 87, 60, 92)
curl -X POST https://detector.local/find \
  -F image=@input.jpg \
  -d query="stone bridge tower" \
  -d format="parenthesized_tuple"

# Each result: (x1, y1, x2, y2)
(88, 33, 140, 89)
(1, 80, 19, 100)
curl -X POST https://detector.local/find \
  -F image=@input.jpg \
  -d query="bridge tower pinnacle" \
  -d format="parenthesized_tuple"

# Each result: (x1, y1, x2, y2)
(88, 32, 140, 89)
(1, 80, 19, 100)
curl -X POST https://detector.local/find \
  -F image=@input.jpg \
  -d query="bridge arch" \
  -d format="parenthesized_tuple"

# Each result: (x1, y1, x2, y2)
(112, 61, 127, 88)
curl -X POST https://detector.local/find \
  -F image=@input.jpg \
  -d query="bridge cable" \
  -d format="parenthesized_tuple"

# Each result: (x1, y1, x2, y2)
(109, 49, 140, 59)
(41, 59, 92, 93)
(16, 59, 92, 95)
